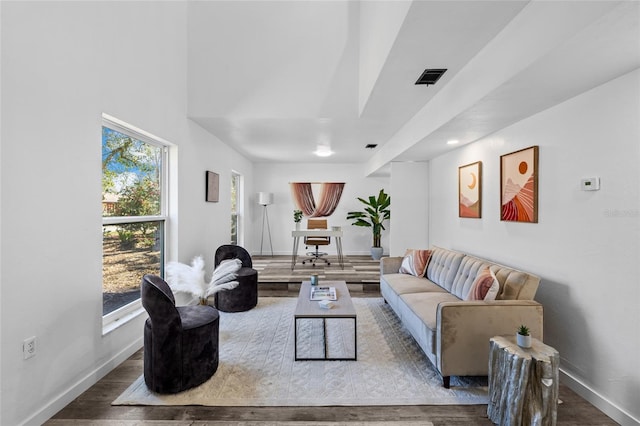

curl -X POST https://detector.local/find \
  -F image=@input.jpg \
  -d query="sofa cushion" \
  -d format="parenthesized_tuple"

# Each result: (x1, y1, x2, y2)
(449, 256, 489, 299)
(425, 248, 465, 292)
(465, 266, 499, 301)
(491, 266, 538, 300)
(399, 291, 462, 356)
(399, 249, 433, 277)
(382, 273, 447, 296)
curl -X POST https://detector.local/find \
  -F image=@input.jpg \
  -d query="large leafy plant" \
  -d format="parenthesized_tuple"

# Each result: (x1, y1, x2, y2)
(346, 189, 391, 248)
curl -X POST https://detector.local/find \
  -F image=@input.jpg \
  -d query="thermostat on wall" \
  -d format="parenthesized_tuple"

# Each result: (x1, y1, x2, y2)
(581, 177, 600, 191)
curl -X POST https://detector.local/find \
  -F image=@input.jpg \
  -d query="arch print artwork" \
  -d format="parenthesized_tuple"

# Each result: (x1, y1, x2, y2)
(459, 161, 482, 218)
(500, 146, 539, 223)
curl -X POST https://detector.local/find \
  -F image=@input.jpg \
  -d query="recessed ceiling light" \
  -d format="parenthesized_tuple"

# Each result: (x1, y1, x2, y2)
(415, 69, 447, 85)
(447, 140, 459, 145)
(314, 146, 334, 157)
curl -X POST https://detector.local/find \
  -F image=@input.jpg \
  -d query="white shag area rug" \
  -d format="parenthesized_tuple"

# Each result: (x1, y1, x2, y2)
(113, 297, 488, 406)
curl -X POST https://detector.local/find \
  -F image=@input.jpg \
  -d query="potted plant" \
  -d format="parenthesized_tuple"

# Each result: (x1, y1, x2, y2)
(516, 324, 532, 348)
(346, 189, 391, 260)
(293, 209, 303, 230)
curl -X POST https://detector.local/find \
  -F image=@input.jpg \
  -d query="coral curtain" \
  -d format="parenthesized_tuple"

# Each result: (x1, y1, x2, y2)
(290, 182, 345, 217)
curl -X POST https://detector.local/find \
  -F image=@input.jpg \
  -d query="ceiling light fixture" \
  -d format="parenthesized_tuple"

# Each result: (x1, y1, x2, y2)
(415, 69, 447, 86)
(365, 144, 378, 149)
(447, 140, 459, 145)
(314, 146, 334, 157)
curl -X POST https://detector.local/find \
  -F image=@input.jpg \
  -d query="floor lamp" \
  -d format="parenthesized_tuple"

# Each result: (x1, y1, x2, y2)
(258, 192, 274, 256)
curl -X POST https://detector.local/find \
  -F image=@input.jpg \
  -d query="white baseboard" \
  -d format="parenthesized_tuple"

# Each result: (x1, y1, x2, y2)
(22, 337, 143, 426)
(560, 368, 639, 426)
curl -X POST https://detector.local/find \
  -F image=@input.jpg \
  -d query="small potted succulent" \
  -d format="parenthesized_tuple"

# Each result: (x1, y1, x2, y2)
(293, 209, 303, 230)
(516, 324, 532, 348)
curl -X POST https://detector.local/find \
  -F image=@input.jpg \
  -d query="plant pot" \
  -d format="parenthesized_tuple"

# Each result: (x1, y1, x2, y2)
(370, 246, 383, 260)
(516, 333, 532, 348)
(295, 222, 300, 230)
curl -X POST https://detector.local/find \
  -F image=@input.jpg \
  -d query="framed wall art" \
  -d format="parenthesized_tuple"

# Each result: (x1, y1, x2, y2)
(458, 161, 482, 218)
(206, 171, 219, 202)
(500, 146, 538, 223)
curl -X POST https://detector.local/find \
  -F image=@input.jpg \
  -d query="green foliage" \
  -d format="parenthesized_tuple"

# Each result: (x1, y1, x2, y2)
(102, 126, 162, 203)
(346, 189, 391, 248)
(114, 178, 160, 217)
(517, 324, 530, 336)
(116, 228, 135, 249)
(113, 178, 160, 247)
(293, 209, 303, 223)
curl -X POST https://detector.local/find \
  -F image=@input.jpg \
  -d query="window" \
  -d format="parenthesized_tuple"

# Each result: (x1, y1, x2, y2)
(102, 115, 167, 329)
(230, 172, 241, 245)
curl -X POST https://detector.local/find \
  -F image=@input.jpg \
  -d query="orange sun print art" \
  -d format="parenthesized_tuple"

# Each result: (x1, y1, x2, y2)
(500, 146, 538, 223)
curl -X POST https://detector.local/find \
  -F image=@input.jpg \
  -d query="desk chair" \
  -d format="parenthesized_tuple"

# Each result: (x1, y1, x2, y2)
(302, 218, 331, 266)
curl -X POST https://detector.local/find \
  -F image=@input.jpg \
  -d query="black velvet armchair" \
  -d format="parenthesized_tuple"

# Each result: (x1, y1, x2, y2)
(141, 274, 219, 394)
(214, 245, 258, 312)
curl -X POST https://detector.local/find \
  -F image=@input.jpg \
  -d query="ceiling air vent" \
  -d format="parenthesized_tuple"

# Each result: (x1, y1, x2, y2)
(415, 69, 447, 86)
(365, 144, 377, 149)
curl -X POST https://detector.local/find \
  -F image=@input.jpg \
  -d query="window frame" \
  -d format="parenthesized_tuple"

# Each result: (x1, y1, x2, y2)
(101, 114, 169, 334)
(230, 171, 243, 246)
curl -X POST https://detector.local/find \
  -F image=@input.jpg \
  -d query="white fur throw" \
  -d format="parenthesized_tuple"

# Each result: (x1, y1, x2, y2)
(165, 256, 242, 303)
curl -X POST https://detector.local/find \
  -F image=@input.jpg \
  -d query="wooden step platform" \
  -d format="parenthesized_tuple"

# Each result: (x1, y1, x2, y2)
(253, 255, 380, 296)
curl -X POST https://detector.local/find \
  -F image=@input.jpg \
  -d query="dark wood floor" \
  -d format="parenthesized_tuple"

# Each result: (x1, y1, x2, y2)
(47, 346, 617, 423)
(47, 291, 618, 425)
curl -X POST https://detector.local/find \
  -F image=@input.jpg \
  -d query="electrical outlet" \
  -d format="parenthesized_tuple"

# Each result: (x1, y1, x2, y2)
(23, 336, 36, 360)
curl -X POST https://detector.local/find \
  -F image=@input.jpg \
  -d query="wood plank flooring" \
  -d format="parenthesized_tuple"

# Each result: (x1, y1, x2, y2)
(48, 311, 617, 425)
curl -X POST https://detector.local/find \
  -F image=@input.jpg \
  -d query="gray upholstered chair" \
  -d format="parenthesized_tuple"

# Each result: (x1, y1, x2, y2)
(141, 274, 219, 394)
(214, 245, 258, 312)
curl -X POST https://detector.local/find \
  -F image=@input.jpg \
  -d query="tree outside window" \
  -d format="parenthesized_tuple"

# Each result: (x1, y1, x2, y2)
(102, 125, 165, 316)
(231, 172, 240, 245)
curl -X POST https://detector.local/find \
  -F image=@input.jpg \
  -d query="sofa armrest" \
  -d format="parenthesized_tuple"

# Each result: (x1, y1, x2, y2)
(380, 256, 403, 275)
(436, 300, 543, 377)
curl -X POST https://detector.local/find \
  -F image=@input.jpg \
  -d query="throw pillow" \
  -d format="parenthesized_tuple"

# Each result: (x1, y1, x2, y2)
(466, 266, 499, 301)
(399, 249, 432, 277)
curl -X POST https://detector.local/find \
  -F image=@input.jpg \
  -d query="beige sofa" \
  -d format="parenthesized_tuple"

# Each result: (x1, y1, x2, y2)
(380, 246, 543, 388)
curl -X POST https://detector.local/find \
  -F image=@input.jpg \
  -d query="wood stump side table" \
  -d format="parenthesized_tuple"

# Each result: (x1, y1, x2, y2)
(488, 335, 560, 426)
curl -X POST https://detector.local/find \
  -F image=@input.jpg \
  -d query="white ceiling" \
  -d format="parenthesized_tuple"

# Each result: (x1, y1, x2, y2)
(187, 0, 640, 176)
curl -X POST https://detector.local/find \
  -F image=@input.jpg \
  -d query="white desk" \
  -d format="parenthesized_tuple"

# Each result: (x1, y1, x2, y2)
(291, 229, 344, 270)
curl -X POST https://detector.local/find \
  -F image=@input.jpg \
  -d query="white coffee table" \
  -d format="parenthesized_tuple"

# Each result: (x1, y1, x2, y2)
(294, 280, 357, 361)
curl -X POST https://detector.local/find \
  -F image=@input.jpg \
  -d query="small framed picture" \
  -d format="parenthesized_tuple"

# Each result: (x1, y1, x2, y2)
(458, 161, 482, 218)
(206, 171, 219, 202)
(500, 146, 538, 222)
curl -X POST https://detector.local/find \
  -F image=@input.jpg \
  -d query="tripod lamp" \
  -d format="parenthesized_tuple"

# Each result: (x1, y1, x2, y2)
(258, 192, 274, 256)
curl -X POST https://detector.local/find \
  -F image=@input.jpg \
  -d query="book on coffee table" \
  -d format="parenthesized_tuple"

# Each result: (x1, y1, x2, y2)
(310, 286, 337, 301)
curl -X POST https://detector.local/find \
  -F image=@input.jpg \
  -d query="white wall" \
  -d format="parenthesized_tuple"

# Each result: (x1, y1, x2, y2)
(358, 0, 411, 115)
(252, 163, 390, 256)
(0, 2, 253, 425)
(426, 70, 640, 425)
(389, 161, 429, 256)
(178, 122, 254, 267)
